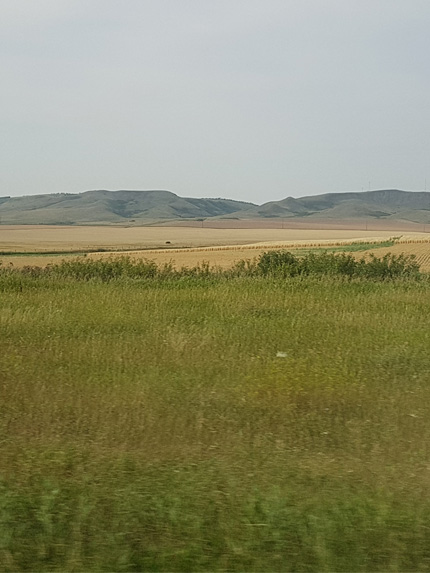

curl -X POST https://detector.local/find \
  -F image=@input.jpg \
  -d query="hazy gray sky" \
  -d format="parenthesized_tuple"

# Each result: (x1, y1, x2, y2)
(1, 0, 429, 203)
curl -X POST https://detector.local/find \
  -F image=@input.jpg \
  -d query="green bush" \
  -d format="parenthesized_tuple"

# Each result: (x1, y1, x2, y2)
(256, 250, 420, 280)
(358, 252, 420, 279)
(0, 250, 423, 285)
(48, 257, 160, 280)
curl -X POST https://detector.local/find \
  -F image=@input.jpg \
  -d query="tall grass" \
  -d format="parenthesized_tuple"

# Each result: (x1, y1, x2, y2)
(1, 256, 430, 570)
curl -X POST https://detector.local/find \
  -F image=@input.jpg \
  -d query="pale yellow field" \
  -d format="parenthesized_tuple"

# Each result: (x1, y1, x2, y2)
(1, 224, 429, 271)
(0, 224, 403, 252)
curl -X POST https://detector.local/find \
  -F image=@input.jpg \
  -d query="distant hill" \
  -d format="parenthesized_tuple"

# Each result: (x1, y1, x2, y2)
(0, 190, 256, 225)
(235, 189, 430, 223)
(0, 188, 429, 224)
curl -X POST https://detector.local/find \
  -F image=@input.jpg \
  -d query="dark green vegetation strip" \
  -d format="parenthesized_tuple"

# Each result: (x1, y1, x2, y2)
(0, 247, 421, 283)
(1, 256, 430, 571)
(295, 238, 397, 254)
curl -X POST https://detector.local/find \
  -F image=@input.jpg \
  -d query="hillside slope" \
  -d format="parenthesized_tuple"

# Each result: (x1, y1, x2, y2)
(242, 189, 430, 222)
(0, 190, 256, 224)
(1, 188, 429, 224)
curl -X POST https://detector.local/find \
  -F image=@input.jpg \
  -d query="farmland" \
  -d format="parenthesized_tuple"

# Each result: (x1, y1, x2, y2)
(1, 223, 430, 272)
(0, 223, 406, 252)
(1, 247, 430, 571)
(1, 224, 430, 570)
(84, 235, 430, 272)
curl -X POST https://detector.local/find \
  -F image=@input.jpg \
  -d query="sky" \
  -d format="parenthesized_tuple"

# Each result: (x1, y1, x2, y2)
(1, 0, 429, 204)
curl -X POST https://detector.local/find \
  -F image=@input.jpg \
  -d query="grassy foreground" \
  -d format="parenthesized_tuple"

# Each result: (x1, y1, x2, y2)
(1, 261, 430, 570)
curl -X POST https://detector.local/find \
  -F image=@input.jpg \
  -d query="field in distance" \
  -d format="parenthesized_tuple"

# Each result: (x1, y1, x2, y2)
(0, 221, 430, 271)
(1, 222, 430, 271)
(1, 221, 422, 252)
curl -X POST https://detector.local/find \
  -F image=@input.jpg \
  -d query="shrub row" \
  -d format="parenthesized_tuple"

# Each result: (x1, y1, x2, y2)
(0, 250, 422, 283)
(256, 250, 421, 279)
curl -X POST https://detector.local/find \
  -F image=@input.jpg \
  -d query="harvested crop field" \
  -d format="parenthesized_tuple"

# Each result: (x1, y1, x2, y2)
(85, 236, 430, 272)
(0, 224, 404, 252)
(2, 224, 429, 269)
(359, 241, 430, 271)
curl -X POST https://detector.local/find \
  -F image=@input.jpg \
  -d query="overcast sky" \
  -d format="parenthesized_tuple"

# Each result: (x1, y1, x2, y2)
(1, 0, 429, 203)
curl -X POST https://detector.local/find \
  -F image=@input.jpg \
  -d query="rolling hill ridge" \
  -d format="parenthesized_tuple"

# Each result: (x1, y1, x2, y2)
(0, 190, 256, 224)
(237, 190, 430, 222)
(0, 189, 429, 224)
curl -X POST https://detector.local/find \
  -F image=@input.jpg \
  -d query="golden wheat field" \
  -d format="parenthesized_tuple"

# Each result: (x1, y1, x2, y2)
(1, 225, 430, 271)
(0, 224, 405, 251)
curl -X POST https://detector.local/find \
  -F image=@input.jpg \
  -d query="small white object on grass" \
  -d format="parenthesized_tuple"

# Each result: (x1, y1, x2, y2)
(276, 352, 288, 358)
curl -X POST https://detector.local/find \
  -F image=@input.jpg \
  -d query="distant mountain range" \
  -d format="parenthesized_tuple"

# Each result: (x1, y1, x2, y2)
(1, 189, 430, 224)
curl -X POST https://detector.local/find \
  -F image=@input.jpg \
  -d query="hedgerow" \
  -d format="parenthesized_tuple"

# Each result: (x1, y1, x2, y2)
(0, 250, 423, 283)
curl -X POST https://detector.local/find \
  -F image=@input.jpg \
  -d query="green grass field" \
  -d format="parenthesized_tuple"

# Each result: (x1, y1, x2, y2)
(1, 259, 430, 571)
